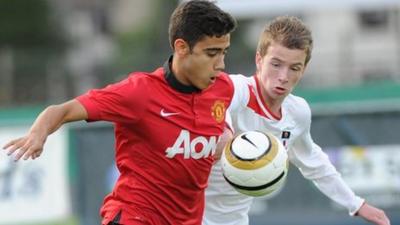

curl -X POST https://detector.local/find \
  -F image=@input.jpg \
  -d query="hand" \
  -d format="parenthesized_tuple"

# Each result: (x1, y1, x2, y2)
(213, 127, 233, 163)
(2, 100, 87, 162)
(356, 202, 390, 225)
(2, 132, 47, 161)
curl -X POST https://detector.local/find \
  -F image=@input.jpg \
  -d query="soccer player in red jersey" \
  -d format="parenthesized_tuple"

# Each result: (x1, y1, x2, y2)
(2, 1, 236, 224)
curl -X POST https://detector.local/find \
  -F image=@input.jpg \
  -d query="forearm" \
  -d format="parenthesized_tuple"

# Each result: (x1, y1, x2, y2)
(214, 126, 233, 161)
(313, 174, 364, 215)
(313, 175, 391, 225)
(30, 100, 86, 136)
(291, 148, 364, 214)
(290, 131, 363, 214)
(29, 105, 70, 137)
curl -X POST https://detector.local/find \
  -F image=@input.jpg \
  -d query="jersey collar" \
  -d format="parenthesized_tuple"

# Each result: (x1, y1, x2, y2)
(253, 75, 282, 120)
(163, 55, 201, 93)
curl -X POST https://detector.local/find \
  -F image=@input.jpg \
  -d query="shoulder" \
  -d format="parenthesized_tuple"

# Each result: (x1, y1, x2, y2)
(284, 94, 312, 125)
(229, 74, 254, 96)
(216, 72, 233, 86)
(229, 74, 253, 87)
(222, 74, 254, 111)
(126, 67, 164, 84)
(122, 68, 165, 90)
(211, 72, 235, 95)
(95, 68, 164, 101)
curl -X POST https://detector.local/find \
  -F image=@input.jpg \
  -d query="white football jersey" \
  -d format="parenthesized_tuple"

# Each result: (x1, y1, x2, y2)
(203, 75, 364, 225)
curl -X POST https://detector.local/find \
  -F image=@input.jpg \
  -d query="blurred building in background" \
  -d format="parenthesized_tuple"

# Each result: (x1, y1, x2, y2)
(0, 0, 173, 107)
(1, 0, 400, 107)
(1, 1, 400, 225)
(216, 0, 400, 88)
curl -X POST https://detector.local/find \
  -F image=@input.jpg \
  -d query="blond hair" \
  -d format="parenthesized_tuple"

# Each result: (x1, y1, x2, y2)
(257, 16, 313, 65)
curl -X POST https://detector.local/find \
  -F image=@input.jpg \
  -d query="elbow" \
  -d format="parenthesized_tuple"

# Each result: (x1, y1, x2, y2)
(43, 103, 71, 124)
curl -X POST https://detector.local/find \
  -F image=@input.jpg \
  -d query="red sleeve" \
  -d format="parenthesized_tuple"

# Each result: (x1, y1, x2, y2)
(76, 74, 148, 123)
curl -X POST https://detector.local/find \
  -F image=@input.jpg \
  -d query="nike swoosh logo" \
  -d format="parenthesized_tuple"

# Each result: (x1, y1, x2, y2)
(160, 109, 180, 117)
(241, 134, 257, 148)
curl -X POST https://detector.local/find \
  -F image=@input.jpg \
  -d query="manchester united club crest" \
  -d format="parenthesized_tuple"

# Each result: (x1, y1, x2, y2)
(211, 100, 226, 123)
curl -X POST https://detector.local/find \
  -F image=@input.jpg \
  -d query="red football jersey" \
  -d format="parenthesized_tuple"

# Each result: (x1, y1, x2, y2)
(76, 60, 234, 225)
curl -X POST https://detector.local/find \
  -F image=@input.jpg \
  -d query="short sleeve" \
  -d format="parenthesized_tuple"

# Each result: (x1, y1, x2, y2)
(76, 75, 148, 123)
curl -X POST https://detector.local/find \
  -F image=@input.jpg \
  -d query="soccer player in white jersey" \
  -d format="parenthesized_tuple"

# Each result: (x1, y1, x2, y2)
(203, 16, 390, 225)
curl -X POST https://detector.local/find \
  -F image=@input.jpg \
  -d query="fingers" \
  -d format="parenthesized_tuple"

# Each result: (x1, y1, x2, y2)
(358, 202, 391, 225)
(366, 208, 390, 225)
(374, 210, 390, 225)
(19, 145, 43, 161)
(374, 212, 390, 225)
(3, 138, 18, 149)
(30, 150, 42, 160)
(3, 137, 43, 161)
(371, 216, 390, 225)
(15, 143, 30, 161)
(3, 137, 26, 156)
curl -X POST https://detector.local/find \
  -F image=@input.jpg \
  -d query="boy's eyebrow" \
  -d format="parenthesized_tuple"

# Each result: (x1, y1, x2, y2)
(204, 46, 230, 52)
(271, 57, 283, 62)
(271, 57, 304, 66)
(292, 63, 304, 67)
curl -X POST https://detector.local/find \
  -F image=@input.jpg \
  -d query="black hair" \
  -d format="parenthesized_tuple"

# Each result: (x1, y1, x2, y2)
(169, 0, 237, 50)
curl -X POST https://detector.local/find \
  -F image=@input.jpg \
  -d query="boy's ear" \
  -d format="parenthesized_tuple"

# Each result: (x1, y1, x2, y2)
(174, 39, 190, 56)
(255, 52, 262, 72)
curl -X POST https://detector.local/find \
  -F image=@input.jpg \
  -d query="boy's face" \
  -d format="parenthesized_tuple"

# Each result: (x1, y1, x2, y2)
(256, 41, 307, 103)
(178, 34, 230, 90)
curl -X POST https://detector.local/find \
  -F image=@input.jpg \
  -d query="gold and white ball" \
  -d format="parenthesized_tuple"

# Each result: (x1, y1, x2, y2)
(221, 130, 289, 197)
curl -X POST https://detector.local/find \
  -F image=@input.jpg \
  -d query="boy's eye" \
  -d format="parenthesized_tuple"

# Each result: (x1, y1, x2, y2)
(205, 48, 227, 57)
(207, 52, 218, 57)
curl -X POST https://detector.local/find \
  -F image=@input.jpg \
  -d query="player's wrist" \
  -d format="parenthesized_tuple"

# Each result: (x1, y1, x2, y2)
(353, 200, 366, 217)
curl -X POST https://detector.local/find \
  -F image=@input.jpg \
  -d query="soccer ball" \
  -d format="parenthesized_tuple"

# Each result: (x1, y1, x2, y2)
(221, 130, 289, 197)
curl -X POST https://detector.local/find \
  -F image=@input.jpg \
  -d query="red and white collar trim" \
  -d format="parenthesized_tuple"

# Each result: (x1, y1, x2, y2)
(253, 76, 282, 121)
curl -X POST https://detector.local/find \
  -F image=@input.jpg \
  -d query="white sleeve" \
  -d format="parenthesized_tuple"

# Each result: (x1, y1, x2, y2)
(224, 110, 235, 133)
(228, 74, 250, 113)
(288, 103, 364, 216)
(226, 74, 250, 134)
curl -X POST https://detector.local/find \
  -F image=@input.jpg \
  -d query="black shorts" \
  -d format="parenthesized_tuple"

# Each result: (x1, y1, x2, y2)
(107, 222, 121, 225)
(107, 210, 121, 225)
(105, 211, 148, 225)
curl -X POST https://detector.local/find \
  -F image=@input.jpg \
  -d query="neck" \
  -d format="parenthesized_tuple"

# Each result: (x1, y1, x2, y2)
(256, 76, 283, 118)
(171, 56, 189, 86)
(262, 93, 282, 118)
